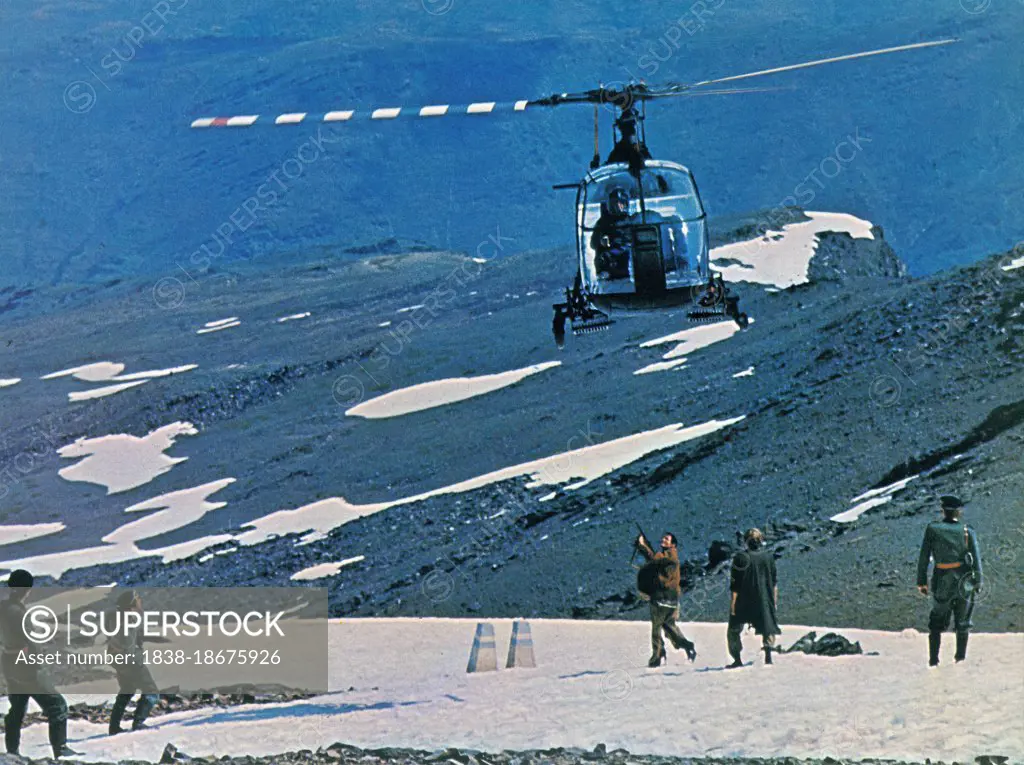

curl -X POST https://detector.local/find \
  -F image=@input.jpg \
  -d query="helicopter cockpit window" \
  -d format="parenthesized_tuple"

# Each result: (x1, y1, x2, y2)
(638, 169, 704, 221)
(634, 167, 706, 283)
(581, 176, 639, 228)
(578, 164, 709, 293)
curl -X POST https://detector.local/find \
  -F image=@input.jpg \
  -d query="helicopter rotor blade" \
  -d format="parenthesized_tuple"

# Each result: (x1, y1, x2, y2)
(494, 38, 957, 107)
(671, 85, 795, 97)
(190, 99, 535, 128)
(189, 38, 956, 128)
(654, 38, 958, 96)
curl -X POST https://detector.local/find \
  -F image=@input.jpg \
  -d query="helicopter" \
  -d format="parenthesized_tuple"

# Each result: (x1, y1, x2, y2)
(190, 38, 957, 346)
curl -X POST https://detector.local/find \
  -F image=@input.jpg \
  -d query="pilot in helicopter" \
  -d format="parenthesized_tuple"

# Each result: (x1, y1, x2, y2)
(590, 187, 632, 280)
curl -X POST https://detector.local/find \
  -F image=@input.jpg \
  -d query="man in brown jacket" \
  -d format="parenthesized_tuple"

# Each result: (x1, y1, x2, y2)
(637, 532, 697, 667)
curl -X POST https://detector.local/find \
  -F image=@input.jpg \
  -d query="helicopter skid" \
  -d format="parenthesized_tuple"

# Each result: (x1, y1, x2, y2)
(552, 289, 613, 346)
(687, 300, 748, 329)
(571, 317, 613, 335)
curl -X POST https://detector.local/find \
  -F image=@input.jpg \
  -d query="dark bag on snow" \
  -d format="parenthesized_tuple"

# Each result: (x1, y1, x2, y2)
(814, 632, 863, 656)
(784, 630, 862, 656)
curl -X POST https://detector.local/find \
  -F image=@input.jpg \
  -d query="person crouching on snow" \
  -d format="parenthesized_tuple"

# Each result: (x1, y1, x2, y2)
(636, 531, 697, 667)
(107, 590, 160, 734)
(726, 528, 781, 668)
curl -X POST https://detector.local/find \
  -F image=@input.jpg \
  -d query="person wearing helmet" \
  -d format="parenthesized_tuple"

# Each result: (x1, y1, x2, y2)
(590, 187, 632, 280)
(608, 186, 630, 216)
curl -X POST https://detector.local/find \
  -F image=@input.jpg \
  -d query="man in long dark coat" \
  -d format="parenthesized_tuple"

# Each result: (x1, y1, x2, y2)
(726, 528, 781, 668)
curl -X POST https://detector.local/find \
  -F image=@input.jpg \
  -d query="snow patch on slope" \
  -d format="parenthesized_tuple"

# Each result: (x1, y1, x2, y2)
(831, 475, 919, 523)
(58, 422, 198, 494)
(235, 417, 744, 546)
(0, 480, 236, 579)
(634, 359, 687, 375)
(711, 211, 875, 288)
(291, 556, 365, 581)
(68, 381, 149, 401)
(103, 478, 237, 545)
(0, 523, 66, 547)
(42, 361, 197, 401)
(346, 362, 561, 418)
(641, 320, 748, 360)
(42, 361, 125, 381)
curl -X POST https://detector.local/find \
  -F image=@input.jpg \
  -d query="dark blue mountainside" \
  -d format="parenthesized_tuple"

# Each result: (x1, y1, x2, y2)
(1, 0, 1021, 293)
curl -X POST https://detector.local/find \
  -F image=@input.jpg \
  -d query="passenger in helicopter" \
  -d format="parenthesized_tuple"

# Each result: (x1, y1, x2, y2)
(646, 175, 689, 273)
(590, 187, 632, 280)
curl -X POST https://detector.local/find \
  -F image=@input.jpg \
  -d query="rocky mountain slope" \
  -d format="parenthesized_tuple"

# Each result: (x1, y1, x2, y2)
(1, 208, 1020, 632)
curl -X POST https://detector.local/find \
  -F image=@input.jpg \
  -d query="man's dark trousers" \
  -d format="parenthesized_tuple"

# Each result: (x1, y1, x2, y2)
(650, 603, 693, 655)
(727, 614, 776, 663)
(929, 567, 975, 662)
(4, 693, 68, 755)
(3, 652, 69, 756)
(110, 664, 159, 732)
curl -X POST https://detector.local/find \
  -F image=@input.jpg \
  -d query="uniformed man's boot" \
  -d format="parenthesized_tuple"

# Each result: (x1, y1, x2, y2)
(648, 647, 666, 668)
(955, 632, 968, 662)
(928, 631, 941, 666)
(764, 646, 773, 665)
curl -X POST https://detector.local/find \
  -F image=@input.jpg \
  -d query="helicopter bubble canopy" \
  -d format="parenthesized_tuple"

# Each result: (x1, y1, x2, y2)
(578, 160, 709, 296)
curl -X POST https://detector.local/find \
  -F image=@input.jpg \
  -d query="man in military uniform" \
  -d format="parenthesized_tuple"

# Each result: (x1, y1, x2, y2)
(636, 532, 697, 667)
(917, 495, 984, 666)
(108, 589, 160, 735)
(0, 569, 78, 758)
(726, 528, 781, 669)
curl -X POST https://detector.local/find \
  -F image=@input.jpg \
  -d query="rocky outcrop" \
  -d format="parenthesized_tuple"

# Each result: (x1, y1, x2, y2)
(807, 226, 907, 283)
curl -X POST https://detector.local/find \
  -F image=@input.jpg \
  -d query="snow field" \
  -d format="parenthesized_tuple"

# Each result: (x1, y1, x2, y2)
(6, 619, 1019, 763)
